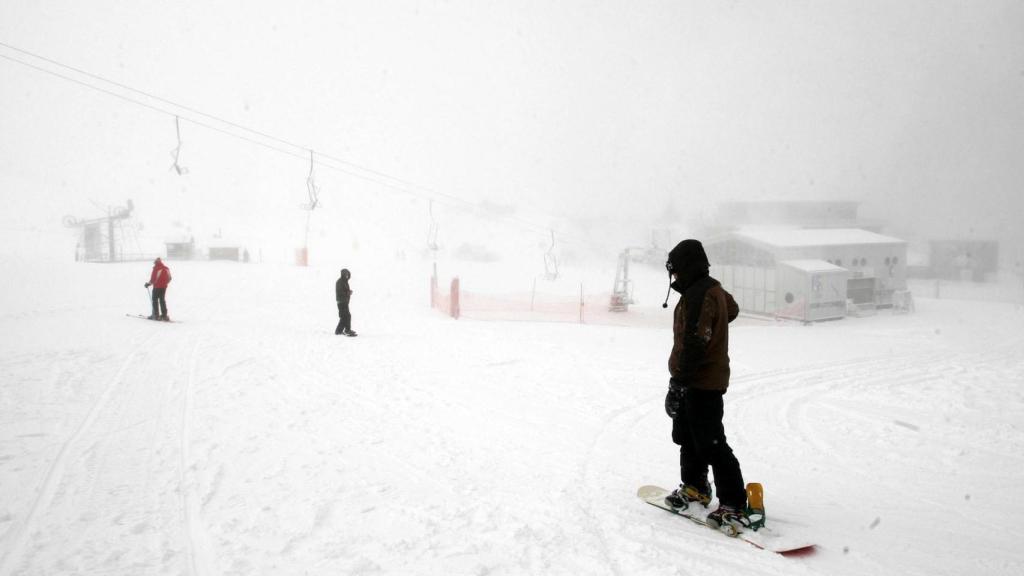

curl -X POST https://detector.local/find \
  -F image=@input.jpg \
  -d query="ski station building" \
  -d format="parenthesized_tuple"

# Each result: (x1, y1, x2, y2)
(208, 241, 244, 262)
(163, 236, 249, 262)
(164, 236, 196, 260)
(705, 227, 909, 322)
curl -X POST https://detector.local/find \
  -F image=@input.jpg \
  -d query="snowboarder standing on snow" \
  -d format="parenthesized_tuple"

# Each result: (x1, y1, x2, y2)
(144, 257, 172, 321)
(335, 268, 357, 336)
(661, 239, 750, 531)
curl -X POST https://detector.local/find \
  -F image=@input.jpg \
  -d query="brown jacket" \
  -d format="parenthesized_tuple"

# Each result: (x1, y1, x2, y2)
(668, 281, 739, 393)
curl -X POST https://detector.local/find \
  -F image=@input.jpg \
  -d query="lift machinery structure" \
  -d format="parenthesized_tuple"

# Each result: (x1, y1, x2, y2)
(609, 247, 646, 312)
(63, 200, 139, 262)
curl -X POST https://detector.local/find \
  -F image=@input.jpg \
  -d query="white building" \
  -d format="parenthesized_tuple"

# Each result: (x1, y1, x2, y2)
(706, 228, 908, 321)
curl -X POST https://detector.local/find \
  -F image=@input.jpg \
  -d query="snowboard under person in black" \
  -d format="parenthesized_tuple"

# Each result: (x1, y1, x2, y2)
(661, 239, 756, 532)
(335, 268, 357, 336)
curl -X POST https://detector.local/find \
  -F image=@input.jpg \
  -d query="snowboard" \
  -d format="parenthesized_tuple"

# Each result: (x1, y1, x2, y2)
(637, 485, 815, 555)
(127, 314, 180, 323)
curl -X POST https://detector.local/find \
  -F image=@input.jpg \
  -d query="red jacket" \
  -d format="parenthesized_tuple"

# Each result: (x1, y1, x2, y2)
(149, 261, 172, 289)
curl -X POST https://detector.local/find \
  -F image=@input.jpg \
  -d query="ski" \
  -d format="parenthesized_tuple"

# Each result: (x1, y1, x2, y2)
(126, 314, 179, 323)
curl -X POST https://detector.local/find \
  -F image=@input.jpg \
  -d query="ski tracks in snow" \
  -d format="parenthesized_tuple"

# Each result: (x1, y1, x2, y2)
(0, 333, 157, 576)
(726, 344, 1024, 574)
(579, 328, 1024, 576)
(180, 337, 217, 576)
(0, 291, 226, 576)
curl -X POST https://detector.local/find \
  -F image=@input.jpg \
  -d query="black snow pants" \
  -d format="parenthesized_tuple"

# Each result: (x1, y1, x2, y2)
(671, 387, 746, 508)
(335, 301, 351, 335)
(151, 287, 168, 318)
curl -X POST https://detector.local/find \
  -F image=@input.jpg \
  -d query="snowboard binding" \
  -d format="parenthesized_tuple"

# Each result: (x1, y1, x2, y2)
(745, 482, 766, 532)
(706, 483, 766, 537)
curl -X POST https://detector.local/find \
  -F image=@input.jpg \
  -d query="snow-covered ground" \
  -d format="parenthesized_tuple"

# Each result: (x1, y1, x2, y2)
(2, 249, 1024, 576)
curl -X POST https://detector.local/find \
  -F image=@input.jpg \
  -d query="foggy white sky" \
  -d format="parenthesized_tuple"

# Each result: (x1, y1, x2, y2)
(1, 0, 1022, 260)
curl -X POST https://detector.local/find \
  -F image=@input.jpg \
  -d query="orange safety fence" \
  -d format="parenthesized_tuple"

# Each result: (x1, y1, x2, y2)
(460, 289, 588, 323)
(431, 273, 670, 328)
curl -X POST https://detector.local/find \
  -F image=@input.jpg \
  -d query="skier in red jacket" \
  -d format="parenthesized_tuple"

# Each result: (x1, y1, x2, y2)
(144, 257, 172, 321)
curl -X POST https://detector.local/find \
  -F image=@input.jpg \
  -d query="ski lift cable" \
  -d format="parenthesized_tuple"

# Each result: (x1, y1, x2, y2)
(0, 51, 543, 230)
(0, 51, 407, 200)
(0, 46, 577, 239)
(0, 41, 415, 185)
(0, 43, 488, 211)
(0, 45, 598, 247)
(0, 53, 315, 160)
(0, 40, 317, 160)
(0, 47, 584, 243)
(1, 40, 483, 212)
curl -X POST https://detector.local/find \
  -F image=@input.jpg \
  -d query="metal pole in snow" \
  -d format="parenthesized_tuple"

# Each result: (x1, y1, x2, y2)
(579, 283, 584, 324)
(451, 277, 460, 320)
(431, 262, 438, 308)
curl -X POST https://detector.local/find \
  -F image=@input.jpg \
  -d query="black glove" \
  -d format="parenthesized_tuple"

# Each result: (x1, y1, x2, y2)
(144, 282, 151, 288)
(664, 378, 684, 418)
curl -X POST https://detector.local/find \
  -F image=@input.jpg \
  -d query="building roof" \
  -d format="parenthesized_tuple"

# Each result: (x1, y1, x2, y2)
(734, 227, 905, 248)
(779, 259, 848, 273)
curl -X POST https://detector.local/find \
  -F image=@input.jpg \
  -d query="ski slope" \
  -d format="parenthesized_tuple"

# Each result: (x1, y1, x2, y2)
(2, 254, 1023, 576)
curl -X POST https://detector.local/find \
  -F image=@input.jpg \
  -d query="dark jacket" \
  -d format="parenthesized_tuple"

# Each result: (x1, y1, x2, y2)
(669, 278, 739, 393)
(336, 271, 352, 304)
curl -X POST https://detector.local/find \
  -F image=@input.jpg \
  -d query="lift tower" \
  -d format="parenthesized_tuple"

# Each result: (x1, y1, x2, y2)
(63, 200, 135, 262)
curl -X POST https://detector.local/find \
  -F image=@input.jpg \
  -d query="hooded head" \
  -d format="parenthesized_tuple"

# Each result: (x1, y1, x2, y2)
(153, 257, 163, 267)
(667, 239, 710, 289)
(665, 239, 710, 299)
(340, 268, 351, 280)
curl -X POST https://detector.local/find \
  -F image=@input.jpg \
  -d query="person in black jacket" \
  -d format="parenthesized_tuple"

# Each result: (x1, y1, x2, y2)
(661, 239, 757, 533)
(335, 268, 357, 336)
